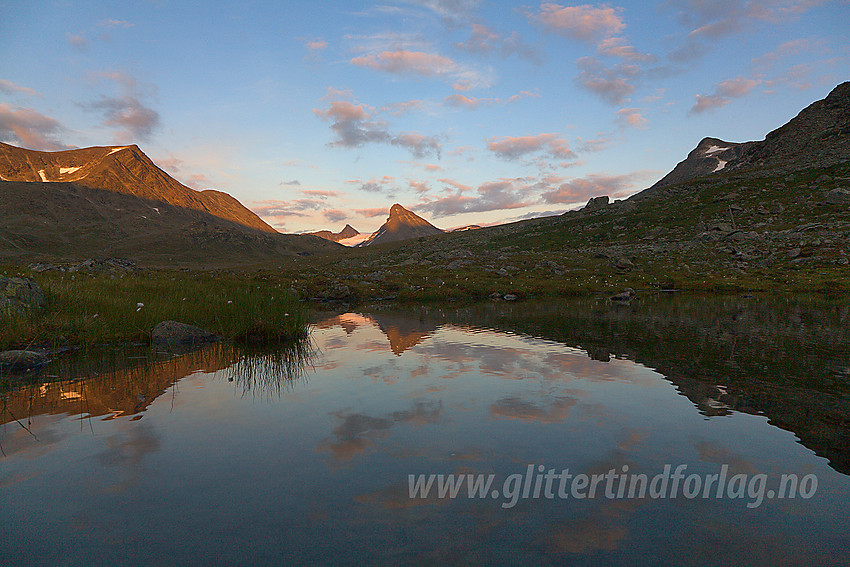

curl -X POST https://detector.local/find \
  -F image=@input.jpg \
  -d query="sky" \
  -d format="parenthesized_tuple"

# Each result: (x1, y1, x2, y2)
(1, 1, 848, 234)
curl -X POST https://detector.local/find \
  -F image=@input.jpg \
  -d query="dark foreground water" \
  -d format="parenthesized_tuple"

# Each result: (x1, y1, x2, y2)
(2, 295, 849, 565)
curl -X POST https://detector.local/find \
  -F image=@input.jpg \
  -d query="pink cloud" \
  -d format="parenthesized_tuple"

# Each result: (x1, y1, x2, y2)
(455, 23, 540, 62)
(355, 207, 390, 218)
(533, 3, 625, 43)
(350, 49, 488, 91)
(0, 103, 70, 151)
(597, 37, 657, 63)
(487, 133, 576, 161)
(541, 174, 635, 204)
(0, 79, 39, 97)
(690, 76, 761, 114)
(616, 107, 648, 129)
(314, 93, 442, 157)
(575, 56, 639, 105)
(323, 209, 348, 223)
(351, 50, 457, 76)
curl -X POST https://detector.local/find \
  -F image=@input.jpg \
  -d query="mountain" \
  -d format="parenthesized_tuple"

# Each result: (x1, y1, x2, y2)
(0, 143, 275, 232)
(0, 143, 339, 266)
(356, 204, 444, 247)
(644, 81, 850, 193)
(307, 224, 360, 242)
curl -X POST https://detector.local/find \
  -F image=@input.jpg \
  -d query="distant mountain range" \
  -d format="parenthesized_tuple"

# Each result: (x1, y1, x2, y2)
(307, 224, 360, 243)
(356, 204, 444, 247)
(0, 143, 338, 266)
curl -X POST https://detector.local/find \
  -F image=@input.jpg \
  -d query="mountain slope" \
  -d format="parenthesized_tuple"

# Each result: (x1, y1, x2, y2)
(0, 142, 274, 232)
(357, 204, 444, 247)
(0, 143, 339, 266)
(644, 82, 850, 194)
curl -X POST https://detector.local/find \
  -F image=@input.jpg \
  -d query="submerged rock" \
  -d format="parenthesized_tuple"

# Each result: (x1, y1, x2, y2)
(151, 321, 218, 345)
(0, 350, 49, 372)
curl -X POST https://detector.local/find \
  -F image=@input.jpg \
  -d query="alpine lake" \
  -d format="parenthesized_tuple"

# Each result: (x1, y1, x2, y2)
(2, 293, 849, 566)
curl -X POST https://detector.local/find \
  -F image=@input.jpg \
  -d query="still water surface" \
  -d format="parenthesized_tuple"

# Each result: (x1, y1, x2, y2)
(2, 296, 849, 565)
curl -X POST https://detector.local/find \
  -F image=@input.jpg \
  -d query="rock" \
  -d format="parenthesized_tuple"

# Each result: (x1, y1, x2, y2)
(788, 248, 802, 258)
(0, 276, 46, 314)
(68, 257, 136, 275)
(825, 187, 850, 204)
(0, 350, 49, 372)
(28, 263, 62, 272)
(613, 257, 634, 270)
(322, 283, 351, 300)
(503, 294, 517, 301)
(151, 321, 218, 345)
(610, 288, 635, 303)
(446, 259, 470, 270)
(583, 195, 610, 211)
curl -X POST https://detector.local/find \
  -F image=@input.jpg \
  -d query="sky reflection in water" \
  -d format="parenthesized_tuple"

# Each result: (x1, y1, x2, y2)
(1, 308, 849, 566)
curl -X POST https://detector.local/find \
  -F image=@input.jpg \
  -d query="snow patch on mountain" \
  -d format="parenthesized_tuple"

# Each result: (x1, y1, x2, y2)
(60, 167, 81, 174)
(38, 170, 48, 182)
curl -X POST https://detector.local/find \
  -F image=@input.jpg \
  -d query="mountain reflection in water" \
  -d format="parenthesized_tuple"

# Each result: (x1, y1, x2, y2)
(1, 294, 848, 566)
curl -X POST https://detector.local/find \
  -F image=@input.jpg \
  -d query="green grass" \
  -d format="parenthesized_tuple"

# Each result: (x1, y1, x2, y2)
(1, 269, 306, 349)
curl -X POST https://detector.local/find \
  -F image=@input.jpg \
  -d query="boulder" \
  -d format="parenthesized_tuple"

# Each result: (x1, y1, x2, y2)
(0, 276, 46, 314)
(610, 288, 636, 303)
(0, 350, 49, 372)
(583, 195, 610, 211)
(825, 187, 850, 205)
(151, 321, 218, 345)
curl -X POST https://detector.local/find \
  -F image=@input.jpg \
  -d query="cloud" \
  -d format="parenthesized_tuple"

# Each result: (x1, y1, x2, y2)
(99, 19, 133, 28)
(444, 93, 497, 109)
(575, 56, 639, 105)
(415, 177, 538, 217)
(314, 92, 443, 158)
(532, 3, 625, 43)
(541, 173, 635, 204)
(349, 175, 396, 193)
(455, 24, 540, 63)
(323, 209, 348, 223)
(0, 103, 70, 151)
(444, 91, 537, 110)
(280, 179, 301, 186)
(252, 198, 330, 228)
(597, 37, 657, 63)
(690, 76, 761, 114)
(487, 133, 576, 161)
(616, 107, 648, 129)
(751, 38, 817, 69)
(67, 34, 89, 51)
(405, 0, 481, 25)
(350, 49, 489, 91)
(0, 79, 39, 97)
(82, 70, 160, 142)
(355, 207, 390, 218)
(301, 189, 340, 197)
(303, 37, 328, 62)
(380, 99, 426, 115)
(85, 96, 159, 141)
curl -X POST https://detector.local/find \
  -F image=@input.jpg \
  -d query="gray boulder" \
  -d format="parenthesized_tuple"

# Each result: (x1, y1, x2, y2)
(825, 187, 850, 205)
(583, 195, 609, 211)
(151, 321, 218, 345)
(0, 276, 46, 314)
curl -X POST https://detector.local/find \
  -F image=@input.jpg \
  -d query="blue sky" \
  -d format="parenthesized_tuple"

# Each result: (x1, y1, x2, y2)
(1, 1, 847, 233)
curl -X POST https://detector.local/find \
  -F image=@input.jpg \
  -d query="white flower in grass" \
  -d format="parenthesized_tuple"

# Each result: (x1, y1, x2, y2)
(136, 302, 144, 312)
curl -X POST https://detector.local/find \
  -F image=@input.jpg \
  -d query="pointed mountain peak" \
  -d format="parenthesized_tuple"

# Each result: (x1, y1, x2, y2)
(357, 204, 443, 246)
